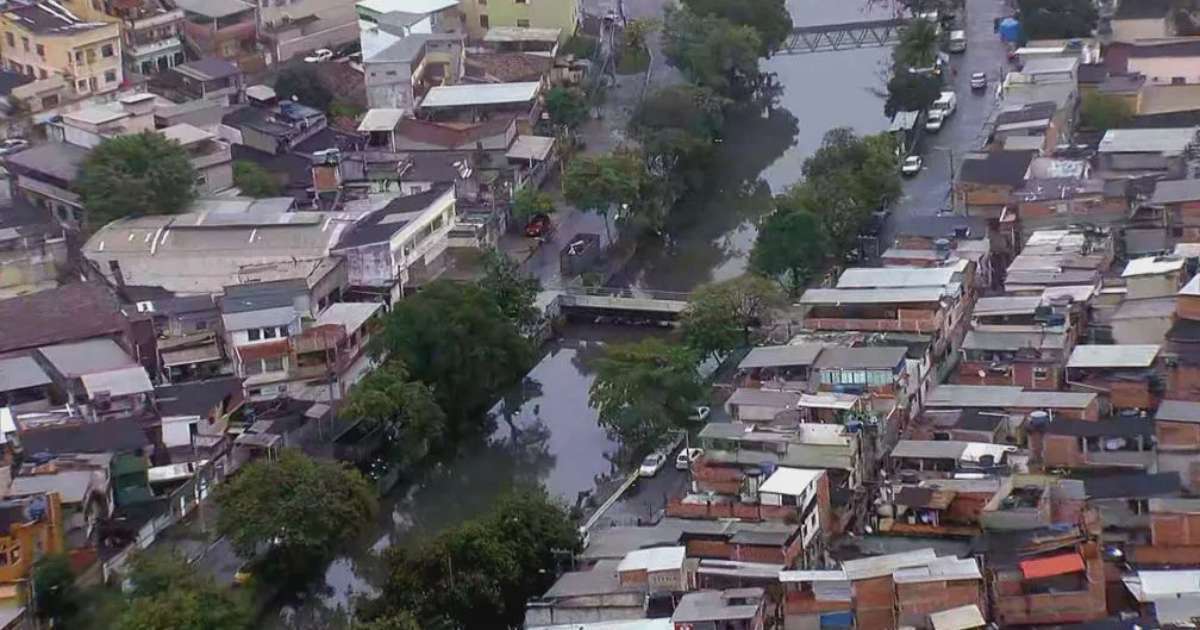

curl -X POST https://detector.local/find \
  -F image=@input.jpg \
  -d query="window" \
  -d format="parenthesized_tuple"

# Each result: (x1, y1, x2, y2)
(515, 0, 526, 3)
(21, 37, 28, 52)
(516, 18, 530, 27)
(88, 76, 97, 91)
(247, 329, 262, 341)
(278, 326, 289, 337)
(35, 44, 43, 57)
(244, 360, 263, 375)
(4, 33, 12, 47)
(263, 356, 285, 372)
(23, 64, 31, 76)
(1033, 367, 1049, 379)
(40, 94, 57, 108)
(196, 321, 208, 330)
(74, 51, 82, 63)
(101, 43, 114, 57)
(262, 327, 277, 339)
(104, 69, 116, 83)
(479, 14, 489, 28)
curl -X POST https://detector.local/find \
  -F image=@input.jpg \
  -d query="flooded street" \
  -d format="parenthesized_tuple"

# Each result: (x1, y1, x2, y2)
(271, 2, 904, 626)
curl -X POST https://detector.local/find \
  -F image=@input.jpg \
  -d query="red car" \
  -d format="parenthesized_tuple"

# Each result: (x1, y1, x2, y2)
(524, 213, 552, 237)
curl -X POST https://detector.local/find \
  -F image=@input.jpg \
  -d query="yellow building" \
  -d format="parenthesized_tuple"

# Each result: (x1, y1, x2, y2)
(0, 1, 123, 103)
(458, 0, 578, 42)
(0, 493, 64, 588)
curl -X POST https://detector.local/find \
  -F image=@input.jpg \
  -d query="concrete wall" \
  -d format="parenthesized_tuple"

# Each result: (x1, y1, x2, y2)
(365, 58, 416, 110)
(1130, 55, 1200, 84)
(459, 0, 578, 41)
(1111, 17, 1171, 43)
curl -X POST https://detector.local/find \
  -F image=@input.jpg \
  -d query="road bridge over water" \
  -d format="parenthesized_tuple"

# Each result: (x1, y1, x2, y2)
(539, 287, 690, 324)
(779, 17, 909, 55)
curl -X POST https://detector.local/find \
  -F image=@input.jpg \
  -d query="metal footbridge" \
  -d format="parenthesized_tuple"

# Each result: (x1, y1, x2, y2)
(778, 17, 909, 55)
(539, 287, 690, 323)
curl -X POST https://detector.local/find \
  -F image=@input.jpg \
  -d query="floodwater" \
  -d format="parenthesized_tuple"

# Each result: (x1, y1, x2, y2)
(270, 1, 898, 625)
(613, 0, 895, 291)
(269, 324, 662, 629)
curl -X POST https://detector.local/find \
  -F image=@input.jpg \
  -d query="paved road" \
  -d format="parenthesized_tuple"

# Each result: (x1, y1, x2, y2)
(886, 0, 1011, 239)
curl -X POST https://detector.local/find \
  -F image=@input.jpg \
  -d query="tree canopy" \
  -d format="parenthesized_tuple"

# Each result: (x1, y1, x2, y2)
(662, 6, 764, 100)
(682, 275, 785, 361)
(893, 19, 941, 70)
(362, 489, 578, 630)
(1016, 0, 1097, 40)
(562, 151, 645, 240)
(342, 361, 447, 468)
(589, 338, 703, 456)
(369, 281, 534, 433)
(233, 160, 283, 198)
(33, 554, 79, 624)
(1080, 92, 1133, 131)
(478, 248, 542, 334)
(215, 449, 377, 581)
(544, 86, 589, 128)
(76, 131, 197, 228)
(682, 0, 793, 55)
(117, 552, 249, 630)
(750, 207, 827, 296)
(884, 70, 942, 117)
(510, 186, 555, 221)
(274, 66, 334, 111)
(631, 85, 728, 201)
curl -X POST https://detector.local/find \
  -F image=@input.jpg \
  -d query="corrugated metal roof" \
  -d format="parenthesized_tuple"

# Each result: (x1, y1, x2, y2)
(419, 81, 540, 109)
(615, 546, 685, 573)
(799, 287, 946, 305)
(1151, 178, 1200, 204)
(841, 548, 937, 580)
(836, 265, 961, 289)
(357, 108, 405, 132)
(1067, 344, 1160, 368)
(80, 366, 153, 397)
(1019, 552, 1084, 579)
(929, 604, 986, 630)
(738, 344, 824, 369)
(892, 556, 981, 584)
(1155, 399, 1200, 424)
(1122, 255, 1185, 277)
(759, 467, 822, 496)
(0, 356, 50, 392)
(1099, 127, 1197, 154)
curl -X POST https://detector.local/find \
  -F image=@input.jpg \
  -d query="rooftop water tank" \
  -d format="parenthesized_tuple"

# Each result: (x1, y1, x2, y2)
(999, 17, 1021, 43)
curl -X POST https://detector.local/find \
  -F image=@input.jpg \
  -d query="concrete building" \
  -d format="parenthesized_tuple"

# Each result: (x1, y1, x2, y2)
(161, 123, 234, 194)
(458, 0, 576, 42)
(0, 1, 123, 98)
(172, 0, 257, 61)
(110, 0, 186, 75)
(1110, 0, 1174, 43)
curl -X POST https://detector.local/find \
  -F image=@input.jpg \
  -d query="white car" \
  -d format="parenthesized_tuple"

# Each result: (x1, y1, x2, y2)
(304, 49, 333, 63)
(639, 452, 667, 477)
(689, 406, 712, 422)
(901, 155, 923, 176)
(0, 138, 29, 155)
(970, 72, 987, 90)
(924, 111, 944, 132)
(676, 448, 704, 470)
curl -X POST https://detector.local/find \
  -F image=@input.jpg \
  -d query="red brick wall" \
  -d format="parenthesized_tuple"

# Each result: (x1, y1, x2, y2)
(895, 579, 985, 629)
(1151, 512, 1200, 546)
(1038, 433, 1086, 468)
(853, 576, 896, 630)
(686, 539, 732, 559)
(1157, 420, 1200, 450)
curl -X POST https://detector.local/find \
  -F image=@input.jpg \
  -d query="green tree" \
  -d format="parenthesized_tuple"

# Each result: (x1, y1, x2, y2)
(562, 151, 643, 241)
(893, 18, 941, 70)
(632, 85, 728, 198)
(370, 281, 534, 433)
(117, 552, 249, 630)
(1016, 0, 1096, 40)
(76, 131, 197, 228)
(884, 70, 942, 117)
(353, 613, 423, 630)
(32, 554, 79, 623)
(662, 6, 764, 100)
(364, 489, 578, 630)
(274, 66, 334, 110)
(215, 449, 377, 582)
(682, 275, 785, 361)
(803, 128, 902, 214)
(233, 160, 282, 198)
(623, 17, 659, 51)
(342, 361, 447, 467)
(544, 86, 589, 128)
(682, 0, 793, 55)
(1080, 92, 1133, 131)
(589, 338, 703, 455)
(478, 248, 542, 333)
(510, 186, 555, 221)
(750, 207, 827, 296)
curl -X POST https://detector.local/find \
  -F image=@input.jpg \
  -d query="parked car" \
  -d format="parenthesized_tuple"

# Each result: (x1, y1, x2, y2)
(947, 29, 967, 53)
(688, 406, 712, 422)
(676, 448, 704, 470)
(639, 452, 667, 477)
(970, 72, 987, 90)
(924, 110, 945, 132)
(304, 48, 333, 63)
(524, 213, 552, 237)
(901, 155, 923, 176)
(0, 138, 28, 155)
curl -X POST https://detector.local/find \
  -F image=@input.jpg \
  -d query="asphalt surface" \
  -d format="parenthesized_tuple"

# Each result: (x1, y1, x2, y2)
(886, 0, 1011, 238)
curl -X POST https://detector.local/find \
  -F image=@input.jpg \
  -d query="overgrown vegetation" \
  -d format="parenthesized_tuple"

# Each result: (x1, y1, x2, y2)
(884, 18, 943, 117)
(77, 131, 197, 229)
(1080, 92, 1133, 131)
(1016, 0, 1097, 41)
(233, 160, 283, 197)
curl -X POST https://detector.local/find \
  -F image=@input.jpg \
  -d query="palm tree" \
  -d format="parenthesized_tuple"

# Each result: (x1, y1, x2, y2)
(894, 19, 941, 69)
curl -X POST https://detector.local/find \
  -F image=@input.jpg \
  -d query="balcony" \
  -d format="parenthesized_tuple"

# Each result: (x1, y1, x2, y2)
(127, 36, 182, 59)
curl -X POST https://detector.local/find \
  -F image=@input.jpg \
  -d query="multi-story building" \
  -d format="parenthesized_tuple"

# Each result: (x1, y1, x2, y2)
(0, 1, 123, 98)
(108, 0, 186, 76)
(457, 0, 577, 42)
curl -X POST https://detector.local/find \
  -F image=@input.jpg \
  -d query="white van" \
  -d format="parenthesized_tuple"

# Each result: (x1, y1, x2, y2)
(947, 30, 966, 53)
(932, 91, 957, 116)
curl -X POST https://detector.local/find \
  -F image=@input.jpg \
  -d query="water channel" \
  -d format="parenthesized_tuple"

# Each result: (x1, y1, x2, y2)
(270, 1, 896, 626)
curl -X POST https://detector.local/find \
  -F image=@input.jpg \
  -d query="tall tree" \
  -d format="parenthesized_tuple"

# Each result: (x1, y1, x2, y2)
(274, 66, 334, 110)
(750, 207, 827, 296)
(76, 131, 197, 228)
(893, 18, 941, 70)
(215, 449, 377, 583)
(478, 248, 542, 334)
(362, 489, 578, 630)
(662, 6, 764, 100)
(341, 361, 447, 467)
(884, 70, 942, 117)
(543, 86, 589, 128)
(32, 554, 79, 624)
(562, 151, 643, 242)
(589, 338, 703, 456)
(117, 552, 249, 630)
(632, 85, 728, 199)
(510, 187, 556, 221)
(370, 281, 534, 432)
(682, 275, 785, 361)
(1016, 0, 1096, 40)
(682, 0, 793, 55)
(803, 128, 902, 212)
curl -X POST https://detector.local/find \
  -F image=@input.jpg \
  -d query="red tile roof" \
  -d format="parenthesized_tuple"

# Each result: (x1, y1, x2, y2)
(0, 283, 127, 354)
(1019, 552, 1084, 579)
